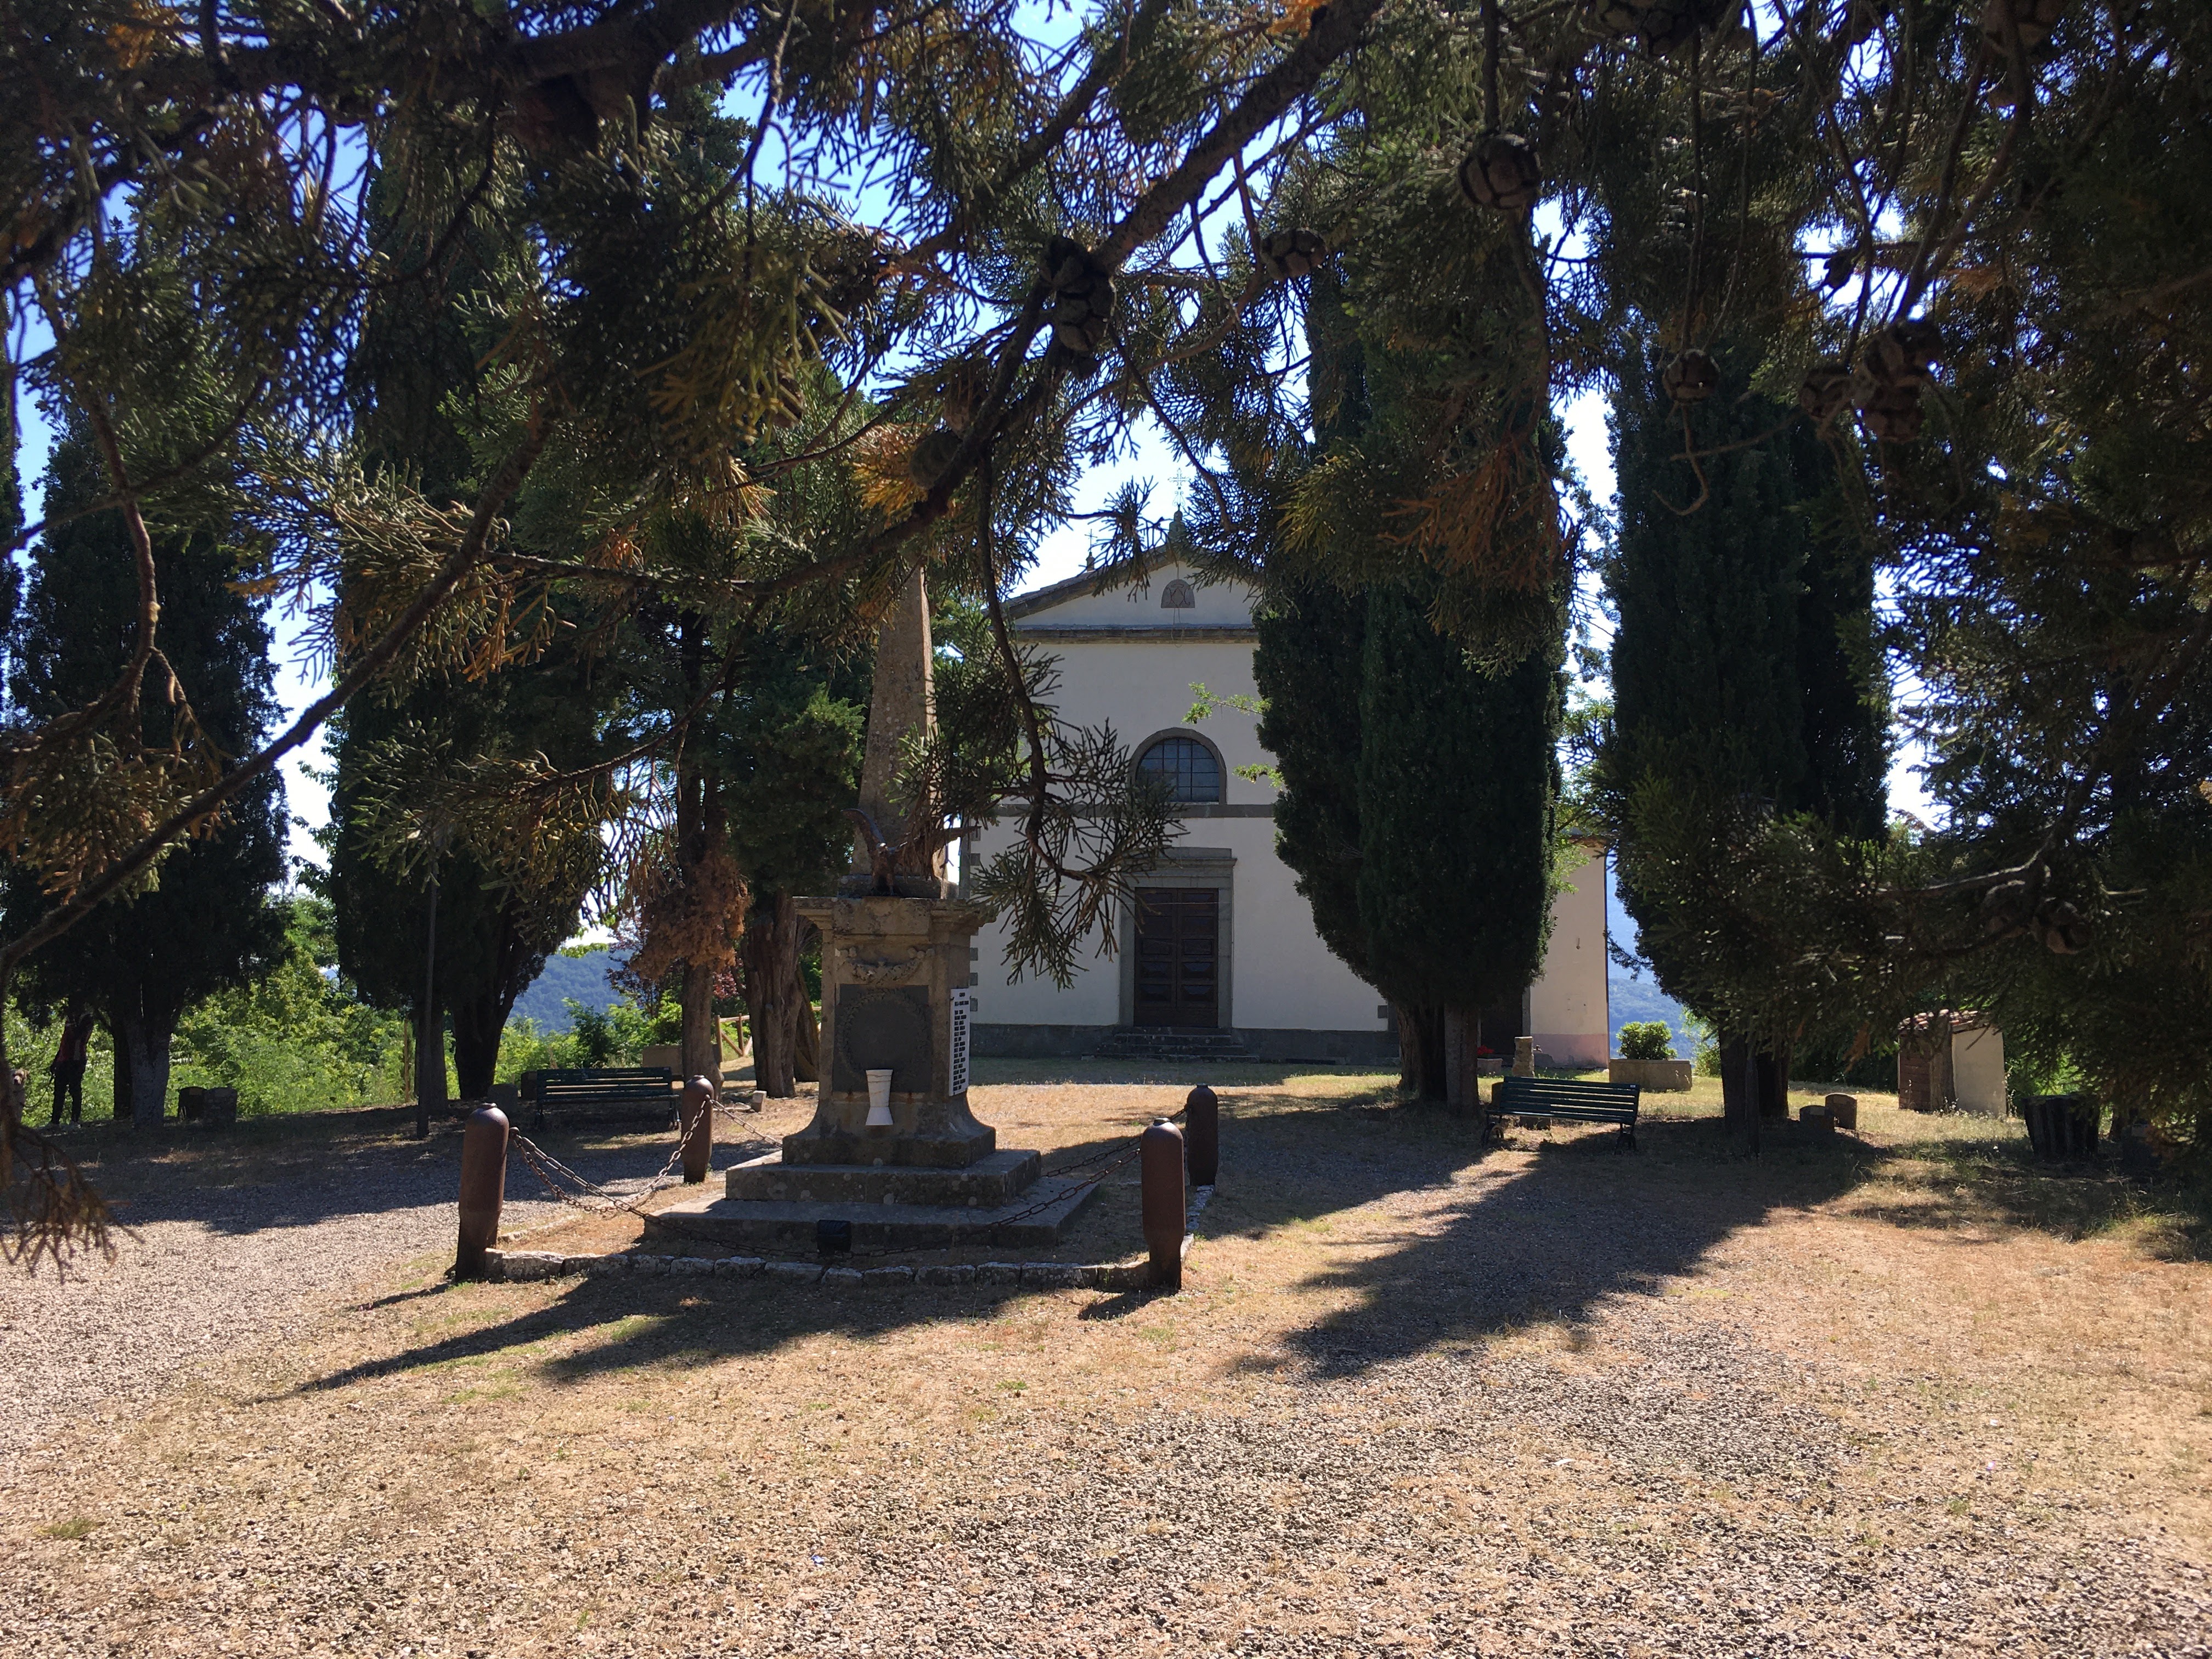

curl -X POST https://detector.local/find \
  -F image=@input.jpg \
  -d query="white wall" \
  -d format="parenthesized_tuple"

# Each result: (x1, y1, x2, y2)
(1951, 1023, 2007, 1115)
(966, 562, 1602, 1048)
(1530, 844, 1610, 1067)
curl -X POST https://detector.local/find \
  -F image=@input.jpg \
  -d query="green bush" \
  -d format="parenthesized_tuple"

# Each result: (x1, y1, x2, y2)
(172, 898, 408, 1115)
(1617, 1020, 1675, 1060)
(1685, 1016, 1723, 1075)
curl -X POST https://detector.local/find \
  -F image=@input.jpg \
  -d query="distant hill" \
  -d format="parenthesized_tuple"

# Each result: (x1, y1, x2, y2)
(511, 950, 620, 1032)
(1609, 971, 1689, 1053)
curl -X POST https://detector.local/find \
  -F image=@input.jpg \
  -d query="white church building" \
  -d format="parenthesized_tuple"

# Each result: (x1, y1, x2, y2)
(960, 562, 1611, 1067)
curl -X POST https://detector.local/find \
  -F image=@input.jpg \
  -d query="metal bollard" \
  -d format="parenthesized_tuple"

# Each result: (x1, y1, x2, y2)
(1183, 1084, 1218, 1187)
(454, 1105, 510, 1281)
(1140, 1119, 1187, 1293)
(678, 1075, 716, 1183)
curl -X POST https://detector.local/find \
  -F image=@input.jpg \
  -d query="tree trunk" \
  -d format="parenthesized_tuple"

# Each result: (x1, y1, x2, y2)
(1395, 1004, 1446, 1101)
(415, 999, 448, 1113)
(1757, 1042, 1792, 1119)
(794, 988, 820, 1085)
(450, 991, 506, 1101)
(115, 1011, 174, 1128)
(742, 892, 801, 1098)
(108, 1015, 132, 1122)
(1442, 1005, 1477, 1111)
(1719, 1033, 1761, 1154)
(681, 960, 720, 1085)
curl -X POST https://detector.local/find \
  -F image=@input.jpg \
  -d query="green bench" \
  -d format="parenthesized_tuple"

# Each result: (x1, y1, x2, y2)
(522, 1066, 676, 1128)
(1484, 1074, 1641, 1150)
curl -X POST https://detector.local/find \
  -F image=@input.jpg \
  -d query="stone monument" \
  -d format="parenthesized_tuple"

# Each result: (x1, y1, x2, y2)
(661, 569, 1098, 1250)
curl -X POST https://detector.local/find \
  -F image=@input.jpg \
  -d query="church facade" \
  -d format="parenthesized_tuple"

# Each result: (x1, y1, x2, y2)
(961, 562, 1610, 1067)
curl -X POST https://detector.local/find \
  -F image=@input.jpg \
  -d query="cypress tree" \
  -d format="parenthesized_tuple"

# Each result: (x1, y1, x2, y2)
(1254, 580, 1369, 984)
(1602, 343, 1887, 1134)
(327, 160, 604, 1104)
(1356, 576, 1561, 1096)
(1250, 264, 1566, 1098)
(4, 418, 288, 1122)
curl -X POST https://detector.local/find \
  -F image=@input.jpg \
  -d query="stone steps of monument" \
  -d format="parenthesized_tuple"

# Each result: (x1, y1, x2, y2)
(1091, 1028, 1254, 1063)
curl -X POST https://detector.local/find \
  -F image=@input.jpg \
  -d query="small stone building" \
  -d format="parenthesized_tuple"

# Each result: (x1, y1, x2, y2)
(960, 562, 1610, 1065)
(1897, 1011, 2007, 1114)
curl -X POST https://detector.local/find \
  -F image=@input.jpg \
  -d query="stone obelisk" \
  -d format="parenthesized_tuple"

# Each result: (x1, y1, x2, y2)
(676, 565, 1099, 1245)
(849, 567, 947, 890)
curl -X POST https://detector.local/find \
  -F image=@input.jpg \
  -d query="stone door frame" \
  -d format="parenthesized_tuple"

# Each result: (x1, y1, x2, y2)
(1116, 848, 1234, 1031)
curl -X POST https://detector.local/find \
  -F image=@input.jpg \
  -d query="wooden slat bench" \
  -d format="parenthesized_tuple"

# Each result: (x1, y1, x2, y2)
(523, 1066, 676, 1128)
(1483, 1075, 1641, 1150)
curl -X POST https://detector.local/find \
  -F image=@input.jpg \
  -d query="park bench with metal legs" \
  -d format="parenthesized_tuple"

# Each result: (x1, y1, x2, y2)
(522, 1066, 676, 1128)
(1483, 1075, 1641, 1150)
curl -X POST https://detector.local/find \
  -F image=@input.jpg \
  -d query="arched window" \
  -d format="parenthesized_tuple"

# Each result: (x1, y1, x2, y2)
(1159, 578, 1196, 610)
(1138, 734, 1222, 804)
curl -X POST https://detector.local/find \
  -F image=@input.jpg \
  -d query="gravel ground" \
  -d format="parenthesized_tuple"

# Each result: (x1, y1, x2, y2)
(0, 1116, 703, 1458)
(2, 1077, 2207, 1656)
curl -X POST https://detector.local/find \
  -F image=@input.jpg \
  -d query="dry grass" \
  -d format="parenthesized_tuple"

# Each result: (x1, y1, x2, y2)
(4, 1062, 2208, 1656)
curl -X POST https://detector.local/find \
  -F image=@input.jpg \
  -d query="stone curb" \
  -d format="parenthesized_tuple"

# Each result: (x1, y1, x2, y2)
(483, 1186, 1214, 1294)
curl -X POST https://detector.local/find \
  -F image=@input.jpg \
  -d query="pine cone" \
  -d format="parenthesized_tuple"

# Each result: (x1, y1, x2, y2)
(907, 427, 964, 489)
(2034, 896, 2092, 954)
(1458, 132, 1543, 213)
(1982, 0, 2067, 54)
(1042, 236, 1115, 358)
(1980, 878, 2033, 936)
(1863, 320, 1940, 390)
(1798, 360, 1854, 424)
(1855, 377, 1925, 441)
(1662, 349, 1719, 405)
(1257, 228, 1328, 282)
(1837, 0, 1887, 49)
(1584, 0, 1649, 38)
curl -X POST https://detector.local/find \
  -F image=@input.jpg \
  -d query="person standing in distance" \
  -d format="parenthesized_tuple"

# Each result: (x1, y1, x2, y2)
(47, 1005, 93, 1127)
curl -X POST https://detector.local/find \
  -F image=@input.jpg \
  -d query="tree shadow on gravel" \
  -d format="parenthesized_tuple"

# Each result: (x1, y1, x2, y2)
(285, 1122, 1155, 1396)
(280, 1101, 1894, 1399)
(1225, 1105, 1897, 1379)
(59, 1109, 703, 1236)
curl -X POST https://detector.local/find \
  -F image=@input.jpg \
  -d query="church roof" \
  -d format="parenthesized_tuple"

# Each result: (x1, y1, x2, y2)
(1001, 560, 1258, 638)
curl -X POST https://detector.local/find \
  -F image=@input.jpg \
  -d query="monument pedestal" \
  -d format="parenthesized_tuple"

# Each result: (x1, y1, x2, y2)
(686, 894, 1099, 1250)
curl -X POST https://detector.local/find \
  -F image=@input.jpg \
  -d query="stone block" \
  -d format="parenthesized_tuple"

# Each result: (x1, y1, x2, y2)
(763, 1260, 823, 1285)
(821, 1266, 865, 1288)
(917, 1263, 975, 1286)
(582, 1254, 629, 1275)
(861, 1265, 916, 1287)
(630, 1254, 671, 1276)
(563, 1255, 609, 1276)
(670, 1256, 718, 1276)
(1608, 1058, 1693, 1091)
(1022, 1262, 1084, 1290)
(501, 1250, 564, 1282)
(1799, 1105, 1835, 1136)
(976, 1261, 1023, 1286)
(1824, 1092, 1859, 1131)
(713, 1256, 765, 1278)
